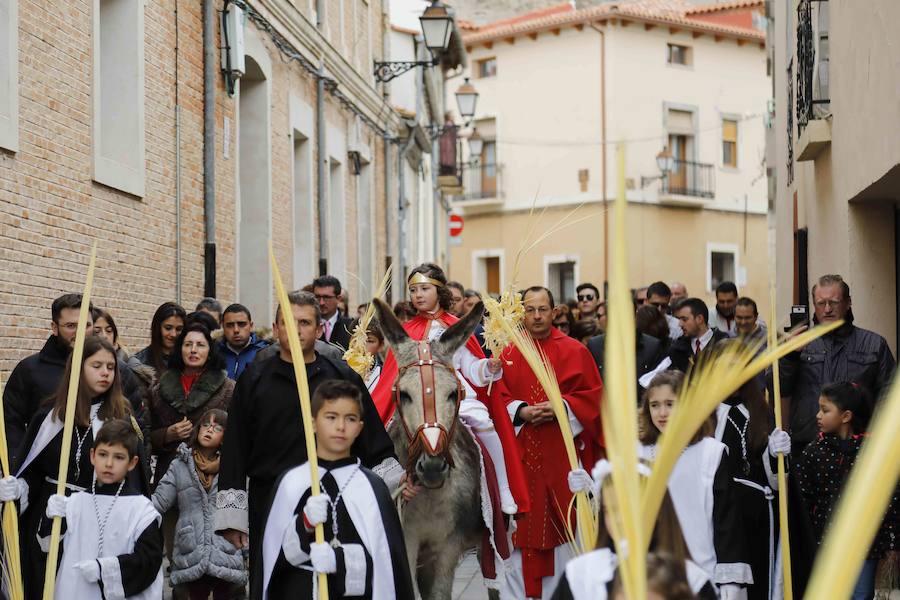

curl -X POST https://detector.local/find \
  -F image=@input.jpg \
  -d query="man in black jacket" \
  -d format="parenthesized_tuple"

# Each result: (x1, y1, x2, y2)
(668, 297, 730, 373)
(776, 274, 895, 452)
(313, 275, 356, 350)
(214, 290, 400, 600)
(587, 331, 662, 404)
(3, 294, 144, 467)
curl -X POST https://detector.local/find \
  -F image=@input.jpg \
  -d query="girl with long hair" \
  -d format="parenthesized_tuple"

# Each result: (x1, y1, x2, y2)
(637, 370, 751, 599)
(370, 263, 526, 514)
(552, 462, 717, 599)
(8, 336, 148, 598)
(131, 301, 187, 373)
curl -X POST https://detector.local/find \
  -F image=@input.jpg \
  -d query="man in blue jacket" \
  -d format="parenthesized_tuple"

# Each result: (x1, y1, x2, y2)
(219, 303, 271, 380)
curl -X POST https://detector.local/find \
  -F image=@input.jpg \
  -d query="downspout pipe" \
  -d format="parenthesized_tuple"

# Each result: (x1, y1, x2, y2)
(589, 22, 607, 299)
(315, 0, 328, 276)
(398, 123, 416, 283)
(202, 0, 216, 297)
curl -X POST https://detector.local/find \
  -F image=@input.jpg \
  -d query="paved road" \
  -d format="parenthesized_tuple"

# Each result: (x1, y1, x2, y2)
(451, 552, 492, 600)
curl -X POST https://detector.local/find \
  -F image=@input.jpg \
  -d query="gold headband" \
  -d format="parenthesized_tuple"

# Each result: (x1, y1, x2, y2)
(407, 272, 445, 288)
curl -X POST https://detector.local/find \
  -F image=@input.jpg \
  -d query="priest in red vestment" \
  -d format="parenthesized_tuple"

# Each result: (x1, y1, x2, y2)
(492, 286, 603, 600)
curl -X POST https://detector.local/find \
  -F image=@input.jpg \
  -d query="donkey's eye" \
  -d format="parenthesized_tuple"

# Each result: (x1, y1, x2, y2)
(446, 391, 458, 402)
(399, 391, 412, 405)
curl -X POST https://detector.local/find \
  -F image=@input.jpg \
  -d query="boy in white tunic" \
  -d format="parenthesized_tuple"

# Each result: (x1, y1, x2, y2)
(38, 419, 163, 600)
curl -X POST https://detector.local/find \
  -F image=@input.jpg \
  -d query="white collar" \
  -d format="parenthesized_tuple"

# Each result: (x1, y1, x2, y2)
(693, 327, 714, 350)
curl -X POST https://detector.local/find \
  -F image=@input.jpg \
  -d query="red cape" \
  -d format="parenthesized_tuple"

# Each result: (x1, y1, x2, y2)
(371, 312, 530, 512)
(491, 327, 604, 597)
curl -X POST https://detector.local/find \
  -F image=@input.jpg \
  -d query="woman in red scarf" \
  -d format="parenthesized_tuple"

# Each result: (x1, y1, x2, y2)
(371, 263, 527, 515)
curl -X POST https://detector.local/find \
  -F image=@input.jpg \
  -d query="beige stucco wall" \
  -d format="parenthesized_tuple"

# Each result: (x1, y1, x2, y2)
(448, 203, 771, 316)
(771, 0, 899, 353)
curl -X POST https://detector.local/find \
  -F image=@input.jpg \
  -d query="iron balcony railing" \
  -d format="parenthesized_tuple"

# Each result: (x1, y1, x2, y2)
(661, 158, 715, 198)
(457, 162, 502, 201)
(796, 0, 829, 134)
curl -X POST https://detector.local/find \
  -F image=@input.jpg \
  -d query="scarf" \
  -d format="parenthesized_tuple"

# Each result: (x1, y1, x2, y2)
(193, 449, 220, 491)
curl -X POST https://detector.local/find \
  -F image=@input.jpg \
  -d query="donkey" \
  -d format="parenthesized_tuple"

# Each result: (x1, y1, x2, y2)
(373, 299, 494, 600)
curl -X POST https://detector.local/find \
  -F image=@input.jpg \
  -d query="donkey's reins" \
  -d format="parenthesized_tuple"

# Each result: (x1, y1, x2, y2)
(393, 340, 463, 479)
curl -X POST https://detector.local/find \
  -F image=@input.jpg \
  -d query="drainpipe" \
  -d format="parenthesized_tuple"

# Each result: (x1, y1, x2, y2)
(398, 124, 416, 284)
(174, 0, 182, 304)
(590, 22, 608, 299)
(202, 0, 216, 297)
(316, 0, 328, 276)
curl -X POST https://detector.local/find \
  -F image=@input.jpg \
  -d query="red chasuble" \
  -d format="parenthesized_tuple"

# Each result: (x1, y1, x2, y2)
(491, 327, 604, 598)
(371, 311, 530, 512)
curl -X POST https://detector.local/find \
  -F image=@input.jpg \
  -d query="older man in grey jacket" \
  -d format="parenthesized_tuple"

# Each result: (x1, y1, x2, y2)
(776, 274, 895, 452)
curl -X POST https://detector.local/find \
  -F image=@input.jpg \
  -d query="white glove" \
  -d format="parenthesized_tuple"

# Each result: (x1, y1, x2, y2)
(719, 583, 746, 600)
(309, 542, 337, 574)
(0, 476, 26, 502)
(302, 494, 330, 528)
(46, 494, 68, 519)
(74, 560, 101, 583)
(567, 468, 594, 494)
(767, 428, 791, 457)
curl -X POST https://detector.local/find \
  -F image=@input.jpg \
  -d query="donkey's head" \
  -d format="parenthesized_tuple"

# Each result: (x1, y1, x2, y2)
(373, 298, 485, 488)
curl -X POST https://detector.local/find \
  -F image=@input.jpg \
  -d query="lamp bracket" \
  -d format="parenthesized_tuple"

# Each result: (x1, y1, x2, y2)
(373, 59, 438, 83)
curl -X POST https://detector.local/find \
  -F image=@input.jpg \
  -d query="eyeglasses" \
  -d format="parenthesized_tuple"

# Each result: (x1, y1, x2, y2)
(524, 306, 552, 315)
(314, 294, 337, 301)
(200, 422, 224, 433)
(814, 299, 844, 309)
(577, 294, 596, 301)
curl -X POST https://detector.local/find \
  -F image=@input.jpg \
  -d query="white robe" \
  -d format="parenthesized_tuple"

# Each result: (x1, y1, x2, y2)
(55, 492, 162, 600)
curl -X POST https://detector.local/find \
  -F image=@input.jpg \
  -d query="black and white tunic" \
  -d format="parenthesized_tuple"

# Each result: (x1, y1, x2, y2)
(639, 439, 752, 588)
(15, 400, 151, 599)
(549, 547, 717, 600)
(715, 400, 781, 600)
(261, 457, 414, 600)
(37, 480, 163, 599)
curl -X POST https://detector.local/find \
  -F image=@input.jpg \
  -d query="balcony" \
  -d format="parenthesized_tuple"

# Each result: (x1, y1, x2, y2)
(795, 0, 831, 161)
(657, 158, 715, 207)
(454, 162, 504, 210)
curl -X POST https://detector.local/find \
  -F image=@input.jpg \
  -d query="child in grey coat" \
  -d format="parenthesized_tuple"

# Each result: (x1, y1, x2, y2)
(153, 408, 247, 599)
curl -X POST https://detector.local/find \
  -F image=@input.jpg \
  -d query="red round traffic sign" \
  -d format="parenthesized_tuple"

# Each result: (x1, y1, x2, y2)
(449, 214, 464, 237)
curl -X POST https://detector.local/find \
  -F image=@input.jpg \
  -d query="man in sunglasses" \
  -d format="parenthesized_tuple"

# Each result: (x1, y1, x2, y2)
(575, 283, 602, 321)
(646, 281, 683, 340)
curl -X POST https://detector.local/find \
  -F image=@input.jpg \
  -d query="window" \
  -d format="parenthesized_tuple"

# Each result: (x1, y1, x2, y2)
(93, 0, 145, 196)
(356, 160, 375, 292)
(292, 129, 314, 286)
(709, 249, 737, 291)
(667, 43, 692, 66)
(329, 158, 346, 278)
(238, 55, 272, 327)
(722, 119, 738, 167)
(484, 257, 500, 294)
(477, 57, 497, 78)
(547, 260, 577, 304)
(0, 0, 18, 152)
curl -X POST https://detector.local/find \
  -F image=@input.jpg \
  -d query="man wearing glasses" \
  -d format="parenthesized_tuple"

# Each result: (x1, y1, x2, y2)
(646, 281, 684, 340)
(312, 275, 354, 351)
(777, 274, 895, 452)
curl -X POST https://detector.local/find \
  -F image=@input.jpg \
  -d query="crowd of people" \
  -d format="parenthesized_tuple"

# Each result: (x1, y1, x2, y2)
(0, 268, 896, 600)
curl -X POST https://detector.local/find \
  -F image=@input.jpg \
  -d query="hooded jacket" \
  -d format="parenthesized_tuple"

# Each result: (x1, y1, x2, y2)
(152, 443, 247, 586)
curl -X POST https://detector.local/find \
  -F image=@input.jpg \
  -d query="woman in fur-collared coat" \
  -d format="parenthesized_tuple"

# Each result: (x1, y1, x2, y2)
(149, 322, 234, 486)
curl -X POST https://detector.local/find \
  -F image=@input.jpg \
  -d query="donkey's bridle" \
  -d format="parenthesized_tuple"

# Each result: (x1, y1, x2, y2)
(392, 340, 463, 474)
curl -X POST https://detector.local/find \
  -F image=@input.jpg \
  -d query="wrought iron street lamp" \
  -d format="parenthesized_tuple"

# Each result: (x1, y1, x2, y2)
(373, 1, 454, 83)
(455, 78, 479, 120)
(419, 1, 453, 51)
(467, 128, 484, 160)
(641, 146, 675, 188)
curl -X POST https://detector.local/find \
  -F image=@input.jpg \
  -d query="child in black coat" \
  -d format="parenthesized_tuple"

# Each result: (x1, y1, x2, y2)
(797, 382, 898, 600)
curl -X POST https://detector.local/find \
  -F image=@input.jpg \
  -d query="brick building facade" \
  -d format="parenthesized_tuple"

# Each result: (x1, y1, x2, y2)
(0, 0, 441, 376)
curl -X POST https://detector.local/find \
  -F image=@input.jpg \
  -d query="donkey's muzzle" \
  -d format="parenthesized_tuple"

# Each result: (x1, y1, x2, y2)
(416, 454, 450, 488)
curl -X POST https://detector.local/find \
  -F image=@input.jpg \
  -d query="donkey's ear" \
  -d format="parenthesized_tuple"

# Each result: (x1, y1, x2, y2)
(437, 301, 484, 356)
(373, 298, 410, 348)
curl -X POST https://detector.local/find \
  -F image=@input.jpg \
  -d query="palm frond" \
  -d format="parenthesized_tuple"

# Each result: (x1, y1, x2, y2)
(343, 267, 393, 377)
